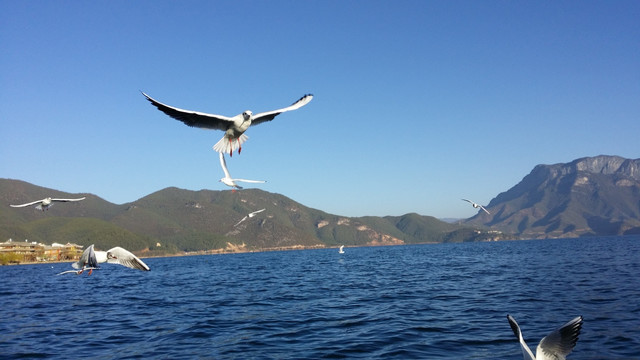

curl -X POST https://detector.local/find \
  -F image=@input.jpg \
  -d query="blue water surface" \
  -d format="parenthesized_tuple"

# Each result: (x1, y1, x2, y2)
(1, 236, 639, 359)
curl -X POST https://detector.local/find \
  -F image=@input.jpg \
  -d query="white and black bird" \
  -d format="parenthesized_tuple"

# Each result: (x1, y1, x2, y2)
(10, 197, 85, 211)
(219, 152, 265, 191)
(234, 208, 266, 227)
(507, 314, 583, 360)
(339, 245, 345, 254)
(58, 244, 150, 275)
(462, 198, 490, 215)
(142, 92, 313, 156)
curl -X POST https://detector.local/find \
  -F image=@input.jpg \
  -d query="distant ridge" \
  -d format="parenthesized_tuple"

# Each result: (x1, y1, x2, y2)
(0, 179, 503, 255)
(466, 155, 640, 238)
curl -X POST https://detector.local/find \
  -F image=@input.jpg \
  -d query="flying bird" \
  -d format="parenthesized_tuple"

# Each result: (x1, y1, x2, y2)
(507, 314, 583, 360)
(57, 244, 150, 275)
(142, 92, 313, 156)
(10, 197, 85, 211)
(234, 208, 266, 227)
(219, 152, 265, 191)
(462, 198, 490, 215)
(339, 245, 345, 254)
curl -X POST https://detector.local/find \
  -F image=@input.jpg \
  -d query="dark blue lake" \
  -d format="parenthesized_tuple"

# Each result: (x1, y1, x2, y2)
(1, 236, 639, 359)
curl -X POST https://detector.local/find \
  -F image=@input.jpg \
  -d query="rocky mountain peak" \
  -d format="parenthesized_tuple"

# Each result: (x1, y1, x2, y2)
(545, 155, 640, 180)
(471, 155, 640, 238)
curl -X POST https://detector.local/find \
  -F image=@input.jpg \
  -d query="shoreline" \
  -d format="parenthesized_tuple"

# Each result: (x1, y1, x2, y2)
(0, 243, 333, 266)
(1, 240, 446, 266)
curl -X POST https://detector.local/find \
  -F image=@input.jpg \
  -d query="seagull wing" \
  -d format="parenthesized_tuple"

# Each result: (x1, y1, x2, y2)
(462, 198, 474, 204)
(51, 197, 86, 202)
(72, 245, 98, 269)
(57, 267, 98, 275)
(234, 216, 248, 227)
(249, 208, 266, 216)
(219, 152, 232, 179)
(507, 315, 536, 360)
(106, 247, 150, 271)
(10, 199, 46, 207)
(478, 205, 491, 215)
(251, 94, 313, 126)
(536, 316, 583, 360)
(142, 92, 234, 130)
(233, 179, 266, 184)
(57, 270, 80, 275)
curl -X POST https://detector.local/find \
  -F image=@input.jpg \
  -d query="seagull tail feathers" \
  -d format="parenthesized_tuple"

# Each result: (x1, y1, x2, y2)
(36, 203, 50, 211)
(213, 134, 249, 154)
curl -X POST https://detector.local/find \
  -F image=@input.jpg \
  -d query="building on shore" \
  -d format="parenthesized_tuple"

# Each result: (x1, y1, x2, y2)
(0, 239, 83, 264)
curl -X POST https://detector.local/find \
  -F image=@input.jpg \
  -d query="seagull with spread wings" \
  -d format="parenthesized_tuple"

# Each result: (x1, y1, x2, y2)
(10, 197, 85, 211)
(234, 208, 266, 227)
(142, 92, 313, 156)
(219, 152, 265, 191)
(462, 198, 490, 215)
(58, 244, 150, 275)
(507, 314, 583, 360)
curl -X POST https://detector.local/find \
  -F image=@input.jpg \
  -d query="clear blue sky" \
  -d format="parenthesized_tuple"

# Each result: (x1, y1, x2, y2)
(1, 1, 639, 219)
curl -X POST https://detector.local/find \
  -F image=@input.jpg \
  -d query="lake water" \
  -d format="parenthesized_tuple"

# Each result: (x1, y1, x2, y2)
(1, 236, 638, 359)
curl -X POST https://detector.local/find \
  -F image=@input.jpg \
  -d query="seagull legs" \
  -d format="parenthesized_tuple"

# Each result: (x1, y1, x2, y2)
(227, 137, 242, 157)
(76, 267, 94, 275)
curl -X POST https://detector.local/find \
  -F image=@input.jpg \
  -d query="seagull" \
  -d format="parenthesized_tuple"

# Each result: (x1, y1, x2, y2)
(10, 197, 85, 211)
(142, 92, 313, 156)
(339, 245, 345, 254)
(462, 198, 490, 215)
(507, 314, 583, 360)
(219, 152, 265, 191)
(234, 208, 266, 227)
(58, 244, 150, 275)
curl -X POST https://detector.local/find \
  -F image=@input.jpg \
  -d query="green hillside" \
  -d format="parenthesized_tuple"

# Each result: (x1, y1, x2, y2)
(1, 179, 495, 254)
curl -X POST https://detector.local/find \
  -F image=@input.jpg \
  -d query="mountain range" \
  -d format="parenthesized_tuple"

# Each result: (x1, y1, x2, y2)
(0, 179, 504, 255)
(1, 155, 638, 254)
(465, 155, 640, 238)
